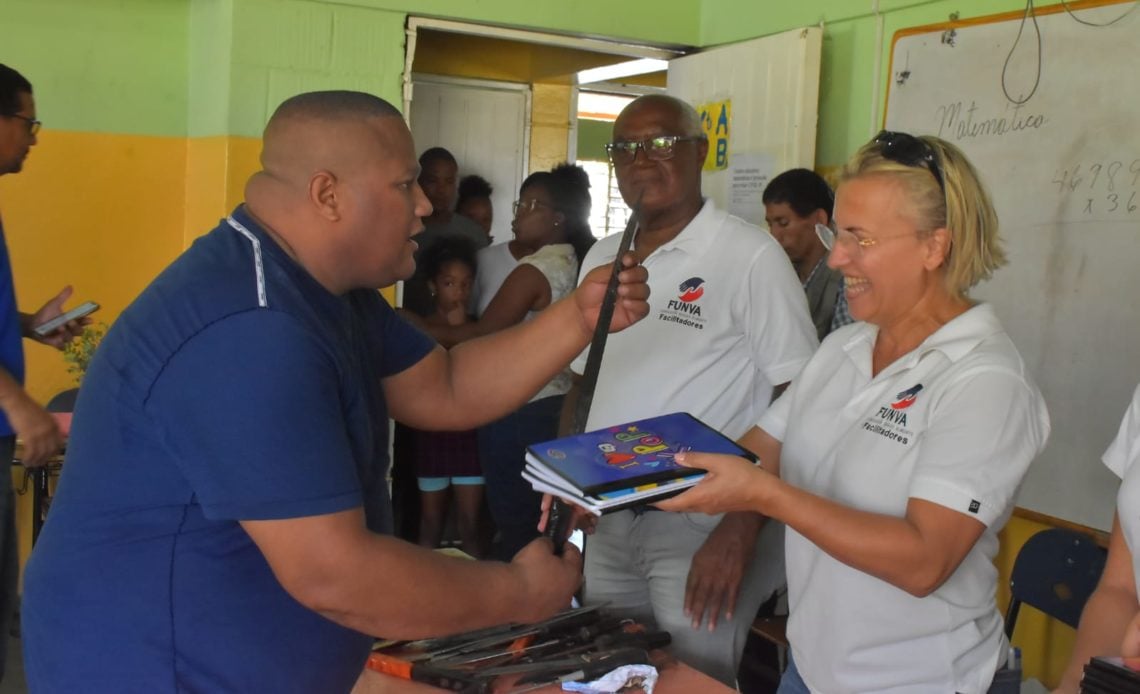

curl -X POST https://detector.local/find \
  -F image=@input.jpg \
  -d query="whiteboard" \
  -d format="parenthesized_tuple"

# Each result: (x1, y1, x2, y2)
(884, 2, 1140, 530)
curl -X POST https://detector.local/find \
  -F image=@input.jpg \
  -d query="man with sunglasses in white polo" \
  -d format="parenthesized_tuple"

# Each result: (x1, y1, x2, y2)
(564, 94, 818, 686)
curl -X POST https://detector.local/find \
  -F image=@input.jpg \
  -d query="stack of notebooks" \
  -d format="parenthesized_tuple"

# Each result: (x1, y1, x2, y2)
(523, 412, 755, 515)
(1081, 656, 1140, 693)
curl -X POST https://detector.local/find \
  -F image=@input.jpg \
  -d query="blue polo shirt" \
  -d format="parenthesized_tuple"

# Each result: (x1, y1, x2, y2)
(0, 215, 25, 437)
(23, 206, 435, 693)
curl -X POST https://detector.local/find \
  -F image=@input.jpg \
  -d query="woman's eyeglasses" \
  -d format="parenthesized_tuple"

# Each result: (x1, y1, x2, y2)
(815, 223, 914, 254)
(605, 135, 705, 166)
(512, 198, 553, 216)
(872, 130, 944, 193)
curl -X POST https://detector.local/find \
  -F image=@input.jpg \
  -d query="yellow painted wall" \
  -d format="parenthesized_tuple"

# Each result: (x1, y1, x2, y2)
(530, 83, 573, 173)
(184, 135, 262, 245)
(0, 131, 187, 403)
(2, 127, 400, 405)
(0, 131, 273, 404)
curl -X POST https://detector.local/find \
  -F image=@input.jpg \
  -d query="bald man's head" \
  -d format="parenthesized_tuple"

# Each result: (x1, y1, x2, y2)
(617, 95, 703, 139)
(244, 90, 431, 294)
(274, 90, 402, 121)
(258, 91, 405, 190)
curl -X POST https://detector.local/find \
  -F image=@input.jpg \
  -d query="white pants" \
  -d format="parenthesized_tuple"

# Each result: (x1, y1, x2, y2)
(583, 509, 785, 687)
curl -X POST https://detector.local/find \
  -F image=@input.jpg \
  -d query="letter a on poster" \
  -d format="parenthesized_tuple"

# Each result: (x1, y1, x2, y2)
(698, 100, 731, 172)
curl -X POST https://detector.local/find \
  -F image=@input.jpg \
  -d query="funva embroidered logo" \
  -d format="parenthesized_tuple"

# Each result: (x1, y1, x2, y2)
(660, 277, 707, 329)
(677, 277, 705, 302)
(890, 384, 924, 410)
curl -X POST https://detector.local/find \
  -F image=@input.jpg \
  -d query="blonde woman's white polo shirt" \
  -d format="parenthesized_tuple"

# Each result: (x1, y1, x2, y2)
(758, 303, 1050, 694)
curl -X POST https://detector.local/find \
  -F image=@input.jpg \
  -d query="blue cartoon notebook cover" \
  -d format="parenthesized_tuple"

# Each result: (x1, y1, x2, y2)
(524, 412, 754, 496)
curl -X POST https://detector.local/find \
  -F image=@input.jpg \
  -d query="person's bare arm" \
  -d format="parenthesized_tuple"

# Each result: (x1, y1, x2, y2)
(659, 429, 985, 597)
(21, 285, 88, 349)
(425, 265, 549, 348)
(0, 368, 61, 467)
(242, 508, 582, 639)
(1054, 514, 1136, 693)
(0, 286, 86, 465)
(682, 425, 781, 629)
(388, 258, 648, 431)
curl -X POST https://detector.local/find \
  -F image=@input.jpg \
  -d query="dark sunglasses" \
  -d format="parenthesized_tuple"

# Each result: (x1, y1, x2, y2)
(872, 130, 944, 193)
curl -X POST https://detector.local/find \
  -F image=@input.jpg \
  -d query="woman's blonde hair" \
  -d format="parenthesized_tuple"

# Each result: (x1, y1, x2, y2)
(838, 133, 1006, 295)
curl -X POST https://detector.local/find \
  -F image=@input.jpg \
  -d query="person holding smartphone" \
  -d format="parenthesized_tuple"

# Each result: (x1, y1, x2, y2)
(0, 63, 87, 684)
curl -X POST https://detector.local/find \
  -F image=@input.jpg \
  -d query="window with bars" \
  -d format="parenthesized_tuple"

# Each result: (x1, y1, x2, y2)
(581, 160, 633, 239)
(577, 91, 637, 239)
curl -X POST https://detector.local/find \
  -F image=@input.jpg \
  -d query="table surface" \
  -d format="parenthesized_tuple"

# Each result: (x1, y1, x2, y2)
(350, 651, 736, 694)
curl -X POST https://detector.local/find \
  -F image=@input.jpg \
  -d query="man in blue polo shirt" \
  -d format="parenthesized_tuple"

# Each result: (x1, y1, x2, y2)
(0, 63, 89, 684)
(21, 91, 650, 693)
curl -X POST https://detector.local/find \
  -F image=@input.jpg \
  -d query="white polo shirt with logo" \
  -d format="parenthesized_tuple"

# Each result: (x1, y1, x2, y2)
(758, 303, 1050, 694)
(1103, 383, 1140, 597)
(571, 199, 817, 683)
(573, 199, 817, 438)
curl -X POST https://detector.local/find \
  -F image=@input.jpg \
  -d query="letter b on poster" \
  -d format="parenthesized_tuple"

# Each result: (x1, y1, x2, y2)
(698, 100, 731, 172)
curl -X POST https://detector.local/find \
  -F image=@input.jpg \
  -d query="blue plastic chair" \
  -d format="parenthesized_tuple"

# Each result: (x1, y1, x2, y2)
(1004, 527, 1108, 639)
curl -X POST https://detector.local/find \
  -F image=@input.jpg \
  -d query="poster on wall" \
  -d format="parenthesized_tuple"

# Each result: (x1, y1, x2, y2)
(697, 100, 731, 172)
(727, 152, 774, 225)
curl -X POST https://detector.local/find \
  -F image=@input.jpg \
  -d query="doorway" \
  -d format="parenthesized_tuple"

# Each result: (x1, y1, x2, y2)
(408, 77, 530, 246)
(404, 17, 681, 240)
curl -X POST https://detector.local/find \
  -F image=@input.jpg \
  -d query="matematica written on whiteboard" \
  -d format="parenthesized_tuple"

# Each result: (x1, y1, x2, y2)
(884, 2, 1140, 530)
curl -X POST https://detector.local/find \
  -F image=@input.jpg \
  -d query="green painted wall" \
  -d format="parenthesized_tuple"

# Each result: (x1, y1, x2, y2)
(195, 0, 702, 138)
(4, 0, 701, 140)
(326, 0, 701, 47)
(3, 0, 189, 136)
(188, 0, 235, 137)
(700, 0, 1031, 167)
(577, 119, 613, 162)
(0, 0, 1056, 165)
(222, 0, 408, 137)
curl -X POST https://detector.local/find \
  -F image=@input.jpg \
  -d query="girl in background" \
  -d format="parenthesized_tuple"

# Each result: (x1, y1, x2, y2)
(426, 163, 594, 559)
(412, 238, 485, 557)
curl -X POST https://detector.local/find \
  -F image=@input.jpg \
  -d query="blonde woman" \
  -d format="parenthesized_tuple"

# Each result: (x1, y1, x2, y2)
(659, 132, 1050, 693)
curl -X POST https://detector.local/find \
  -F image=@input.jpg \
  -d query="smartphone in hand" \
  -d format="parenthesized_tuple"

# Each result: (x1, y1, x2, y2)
(32, 301, 99, 338)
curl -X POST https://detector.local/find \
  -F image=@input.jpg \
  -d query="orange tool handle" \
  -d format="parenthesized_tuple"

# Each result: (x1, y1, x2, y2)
(367, 652, 413, 679)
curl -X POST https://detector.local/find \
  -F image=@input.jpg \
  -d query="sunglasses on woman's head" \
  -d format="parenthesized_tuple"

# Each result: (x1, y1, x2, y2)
(872, 130, 945, 194)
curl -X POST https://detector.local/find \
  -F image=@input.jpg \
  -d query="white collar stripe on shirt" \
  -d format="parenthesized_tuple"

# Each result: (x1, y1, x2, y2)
(225, 216, 268, 309)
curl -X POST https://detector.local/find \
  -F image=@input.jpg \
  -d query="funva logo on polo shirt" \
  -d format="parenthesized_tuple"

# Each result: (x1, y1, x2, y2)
(861, 383, 924, 445)
(890, 383, 924, 410)
(659, 277, 707, 330)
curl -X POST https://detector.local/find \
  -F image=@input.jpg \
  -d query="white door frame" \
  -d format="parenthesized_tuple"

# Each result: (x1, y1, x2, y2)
(403, 17, 687, 165)
(410, 73, 534, 179)
(403, 17, 685, 117)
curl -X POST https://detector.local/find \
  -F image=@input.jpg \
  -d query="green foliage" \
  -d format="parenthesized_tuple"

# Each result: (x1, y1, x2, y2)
(62, 322, 107, 384)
